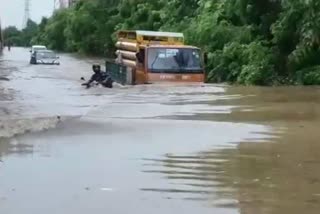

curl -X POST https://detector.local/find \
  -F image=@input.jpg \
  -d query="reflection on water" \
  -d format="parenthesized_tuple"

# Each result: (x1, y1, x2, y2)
(142, 87, 320, 214)
(143, 127, 320, 213)
(0, 138, 34, 159)
(166, 86, 320, 124)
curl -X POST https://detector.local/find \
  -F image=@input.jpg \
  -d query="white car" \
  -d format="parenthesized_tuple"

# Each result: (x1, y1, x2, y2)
(30, 45, 47, 64)
(31, 50, 60, 65)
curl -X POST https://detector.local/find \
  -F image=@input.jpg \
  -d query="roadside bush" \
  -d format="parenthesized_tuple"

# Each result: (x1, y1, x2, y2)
(207, 41, 275, 85)
(297, 66, 320, 85)
(237, 41, 275, 85)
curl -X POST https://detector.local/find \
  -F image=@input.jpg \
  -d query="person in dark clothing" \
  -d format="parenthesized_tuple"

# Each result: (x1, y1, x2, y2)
(7, 41, 11, 51)
(82, 64, 113, 88)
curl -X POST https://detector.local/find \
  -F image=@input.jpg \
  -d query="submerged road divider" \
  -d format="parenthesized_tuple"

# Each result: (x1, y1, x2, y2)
(0, 77, 10, 81)
(0, 115, 80, 138)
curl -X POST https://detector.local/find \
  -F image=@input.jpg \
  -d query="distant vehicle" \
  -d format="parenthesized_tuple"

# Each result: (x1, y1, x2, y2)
(30, 50, 60, 65)
(30, 45, 47, 64)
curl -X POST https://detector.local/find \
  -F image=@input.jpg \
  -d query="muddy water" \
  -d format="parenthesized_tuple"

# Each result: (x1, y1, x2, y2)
(1, 48, 320, 214)
(146, 87, 320, 214)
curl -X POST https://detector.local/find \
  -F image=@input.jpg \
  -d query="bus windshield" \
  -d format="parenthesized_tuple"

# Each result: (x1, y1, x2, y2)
(148, 48, 202, 73)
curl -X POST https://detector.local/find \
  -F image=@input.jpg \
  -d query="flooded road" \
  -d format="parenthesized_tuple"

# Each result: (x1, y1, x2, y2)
(1, 48, 320, 214)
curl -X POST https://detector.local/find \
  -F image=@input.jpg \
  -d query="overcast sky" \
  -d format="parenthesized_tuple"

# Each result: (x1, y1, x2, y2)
(0, 0, 54, 28)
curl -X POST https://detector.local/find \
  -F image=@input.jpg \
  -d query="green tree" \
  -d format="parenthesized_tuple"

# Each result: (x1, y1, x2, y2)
(3, 19, 38, 46)
(31, 17, 49, 45)
(42, 9, 70, 50)
(3, 26, 22, 46)
(21, 19, 38, 46)
(26, 0, 320, 85)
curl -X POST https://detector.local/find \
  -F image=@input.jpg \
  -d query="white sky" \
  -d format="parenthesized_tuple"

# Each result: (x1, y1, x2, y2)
(0, 0, 54, 29)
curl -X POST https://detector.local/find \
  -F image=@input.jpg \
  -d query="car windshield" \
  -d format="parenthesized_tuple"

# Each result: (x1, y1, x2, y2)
(148, 48, 202, 73)
(36, 51, 56, 59)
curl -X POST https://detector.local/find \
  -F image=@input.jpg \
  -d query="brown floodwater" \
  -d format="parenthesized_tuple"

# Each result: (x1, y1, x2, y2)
(1, 48, 320, 214)
(146, 86, 320, 214)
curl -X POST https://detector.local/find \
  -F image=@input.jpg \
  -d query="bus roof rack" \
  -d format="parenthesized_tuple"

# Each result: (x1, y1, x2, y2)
(117, 30, 184, 44)
(135, 30, 184, 38)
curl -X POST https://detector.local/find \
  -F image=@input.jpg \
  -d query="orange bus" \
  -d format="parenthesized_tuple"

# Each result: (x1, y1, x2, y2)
(107, 30, 206, 85)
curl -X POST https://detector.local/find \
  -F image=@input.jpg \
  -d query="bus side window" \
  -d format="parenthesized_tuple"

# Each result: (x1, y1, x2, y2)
(136, 49, 145, 65)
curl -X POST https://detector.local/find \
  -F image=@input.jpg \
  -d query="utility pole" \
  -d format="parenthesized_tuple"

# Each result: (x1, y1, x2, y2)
(23, 0, 31, 29)
(0, 20, 3, 50)
(54, 0, 58, 10)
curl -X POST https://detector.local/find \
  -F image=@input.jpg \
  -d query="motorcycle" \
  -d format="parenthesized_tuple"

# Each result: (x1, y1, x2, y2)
(80, 75, 114, 89)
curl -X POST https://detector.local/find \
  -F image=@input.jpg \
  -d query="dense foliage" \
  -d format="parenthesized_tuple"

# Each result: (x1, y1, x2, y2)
(3, 20, 38, 47)
(6, 0, 320, 85)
